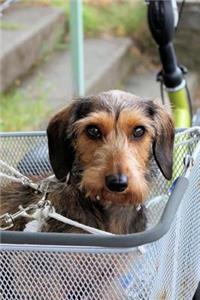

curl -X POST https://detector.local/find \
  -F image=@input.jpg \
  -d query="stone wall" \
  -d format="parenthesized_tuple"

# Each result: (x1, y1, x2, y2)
(175, 1, 200, 72)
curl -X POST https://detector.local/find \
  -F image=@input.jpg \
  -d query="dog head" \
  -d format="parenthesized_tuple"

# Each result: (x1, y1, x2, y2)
(47, 90, 174, 205)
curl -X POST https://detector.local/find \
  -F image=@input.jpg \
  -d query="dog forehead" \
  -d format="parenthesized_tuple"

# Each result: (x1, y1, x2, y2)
(93, 90, 157, 119)
(96, 90, 140, 110)
(70, 90, 157, 125)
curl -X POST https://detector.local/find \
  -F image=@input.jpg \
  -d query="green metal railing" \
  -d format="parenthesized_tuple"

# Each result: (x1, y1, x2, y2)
(70, 0, 85, 97)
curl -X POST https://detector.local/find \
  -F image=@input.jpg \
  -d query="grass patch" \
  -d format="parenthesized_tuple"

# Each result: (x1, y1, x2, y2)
(83, 2, 146, 37)
(0, 89, 51, 132)
(0, 21, 25, 30)
(37, 0, 146, 37)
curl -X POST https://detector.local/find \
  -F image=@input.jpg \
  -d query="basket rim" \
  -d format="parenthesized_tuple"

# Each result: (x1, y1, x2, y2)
(1, 177, 188, 248)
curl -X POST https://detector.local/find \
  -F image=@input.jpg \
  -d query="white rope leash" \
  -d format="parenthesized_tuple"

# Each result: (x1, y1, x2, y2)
(0, 159, 54, 192)
(0, 159, 30, 179)
(0, 159, 40, 190)
(43, 205, 114, 235)
(0, 172, 23, 183)
(1, 194, 114, 235)
(21, 202, 114, 235)
(0, 160, 114, 235)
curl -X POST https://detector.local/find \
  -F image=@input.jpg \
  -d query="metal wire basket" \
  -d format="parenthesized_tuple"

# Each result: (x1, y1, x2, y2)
(0, 127, 200, 300)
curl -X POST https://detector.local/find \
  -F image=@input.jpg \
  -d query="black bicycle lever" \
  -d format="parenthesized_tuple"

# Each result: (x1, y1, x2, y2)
(147, 0, 183, 89)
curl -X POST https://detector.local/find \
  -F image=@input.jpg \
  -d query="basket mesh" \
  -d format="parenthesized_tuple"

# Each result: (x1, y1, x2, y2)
(0, 128, 200, 300)
(0, 133, 51, 181)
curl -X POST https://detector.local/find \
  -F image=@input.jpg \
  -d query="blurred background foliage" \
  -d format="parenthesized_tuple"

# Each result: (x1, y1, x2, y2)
(26, 0, 146, 38)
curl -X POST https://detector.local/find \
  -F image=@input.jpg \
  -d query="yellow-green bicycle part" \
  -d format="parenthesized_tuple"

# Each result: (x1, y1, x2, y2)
(168, 87, 191, 128)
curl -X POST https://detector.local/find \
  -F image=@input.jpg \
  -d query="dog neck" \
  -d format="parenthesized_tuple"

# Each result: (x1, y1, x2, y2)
(77, 191, 147, 235)
(104, 203, 147, 234)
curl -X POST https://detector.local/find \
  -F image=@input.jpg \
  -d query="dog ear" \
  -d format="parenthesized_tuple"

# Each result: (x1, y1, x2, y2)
(47, 106, 74, 181)
(152, 105, 175, 180)
(47, 99, 93, 181)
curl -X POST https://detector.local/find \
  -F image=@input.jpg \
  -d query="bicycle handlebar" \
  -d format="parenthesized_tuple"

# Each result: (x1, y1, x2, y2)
(147, 0, 183, 89)
(147, 0, 175, 46)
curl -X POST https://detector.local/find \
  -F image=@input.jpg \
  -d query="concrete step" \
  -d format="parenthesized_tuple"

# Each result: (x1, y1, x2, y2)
(0, 4, 65, 91)
(18, 37, 134, 127)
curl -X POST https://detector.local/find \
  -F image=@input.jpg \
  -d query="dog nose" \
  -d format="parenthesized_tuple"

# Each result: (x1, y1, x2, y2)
(105, 174, 128, 192)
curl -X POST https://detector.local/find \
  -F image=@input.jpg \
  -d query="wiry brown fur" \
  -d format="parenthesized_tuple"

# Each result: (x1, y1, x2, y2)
(0, 90, 175, 235)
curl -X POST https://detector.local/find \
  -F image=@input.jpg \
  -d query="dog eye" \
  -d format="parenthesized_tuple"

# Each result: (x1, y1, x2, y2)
(132, 126, 146, 139)
(86, 125, 102, 140)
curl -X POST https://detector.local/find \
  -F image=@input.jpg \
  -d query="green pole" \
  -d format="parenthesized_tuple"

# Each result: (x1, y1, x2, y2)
(70, 0, 85, 97)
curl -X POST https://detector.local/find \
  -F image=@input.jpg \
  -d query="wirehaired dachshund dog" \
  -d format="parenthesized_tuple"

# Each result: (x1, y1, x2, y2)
(0, 90, 175, 234)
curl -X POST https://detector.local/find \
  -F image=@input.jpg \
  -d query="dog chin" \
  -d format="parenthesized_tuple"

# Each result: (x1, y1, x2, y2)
(97, 189, 144, 206)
